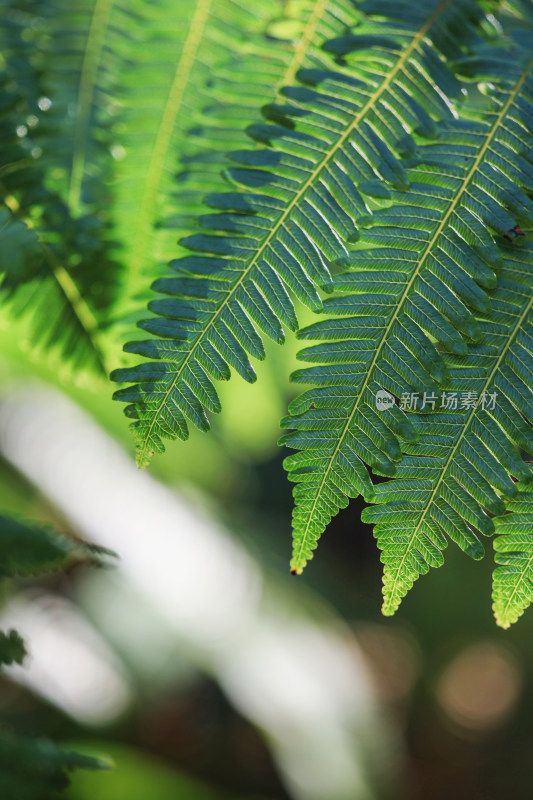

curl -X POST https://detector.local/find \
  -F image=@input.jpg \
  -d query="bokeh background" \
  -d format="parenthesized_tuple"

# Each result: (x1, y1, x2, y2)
(1, 309, 533, 800)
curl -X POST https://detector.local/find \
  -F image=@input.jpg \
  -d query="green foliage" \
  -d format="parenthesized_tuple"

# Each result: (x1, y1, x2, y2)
(365, 243, 533, 615)
(64, 741, 221, 800)
(0, 514, 115, 577)
(169, 0, 357, 258)
(111, 0, 305, 313)
(0, 629, 26, 666)
(0, 2, 117, 373)
(0, 730, 108, 800)
(0, 514, 114, 796)
(1, 0, 533, 643)
(283, 56, 533, 585)
(112, 0, 492, 466)
(0, 208, 41, 280)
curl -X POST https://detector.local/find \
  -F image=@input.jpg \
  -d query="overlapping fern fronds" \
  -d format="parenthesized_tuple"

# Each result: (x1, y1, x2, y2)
(365, 243, 533, 615)
(2, 0, 533, 627)
(112, 0, 292, 313)
(113, 0, 493, 467)
(283, 50, 533, 576)
(0, 0, 123, 372)
(0, 63, 108, 372)
(168, 0, 357, 255)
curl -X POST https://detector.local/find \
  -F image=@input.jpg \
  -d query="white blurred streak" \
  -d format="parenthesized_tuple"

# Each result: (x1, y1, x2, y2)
(220, 618, 383, 800)
(0, 389, 261, 651)
(77, 571, 195, 685)
(0, 594, 131, 724)
(0, 387, 397, 799)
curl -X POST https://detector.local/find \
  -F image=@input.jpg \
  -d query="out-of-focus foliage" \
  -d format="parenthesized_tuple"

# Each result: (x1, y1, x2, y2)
(0, 731, 108, 800)
(0, 628, 26, 665)
(0, 512, 114, 798)
(64, 742, 223, 800)
(0, 514, 114, 577)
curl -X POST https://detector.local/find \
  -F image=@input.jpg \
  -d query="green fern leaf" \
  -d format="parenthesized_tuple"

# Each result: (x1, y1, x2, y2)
(493, 482, 533, 628)
(0, 515, 115, 578)
(33, 0, 122, 215)
(364, 243, 533, 614)
(113, 0, 490, 467)
(283, 51, 533, 574)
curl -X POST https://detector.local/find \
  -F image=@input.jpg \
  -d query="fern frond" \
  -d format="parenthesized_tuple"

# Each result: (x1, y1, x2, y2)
(364, 243, 533, 614)
(283, 52, 533, 574)
(113, 0, 490, 467)
(493, 482, 533, 628)
(0, 515, 114, 578)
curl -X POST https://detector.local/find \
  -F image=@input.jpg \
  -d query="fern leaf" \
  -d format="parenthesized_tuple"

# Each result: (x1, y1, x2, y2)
(283, 50, 533, 574)
(493, 482, 533, 628)
(0, 629, 26, 666)
(113, 0, 490, 467)
(0, 515, 114, 578)
(364, 242, 533, 614)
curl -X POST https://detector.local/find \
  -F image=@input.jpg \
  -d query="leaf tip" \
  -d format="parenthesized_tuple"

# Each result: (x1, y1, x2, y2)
(364, 488, 376, 504)
(381, 602, 397, 617)
(495, 617, 511, 630)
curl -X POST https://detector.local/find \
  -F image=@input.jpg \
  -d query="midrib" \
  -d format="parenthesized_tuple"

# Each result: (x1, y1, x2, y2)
(69, 0, 114, 214)
(42, 244, 107, 374)
(129, 0, 212, 282)
(275, 0, 330, 95)
(0, 186, 105, 373)
(292, 55, 533, 572)
(138, 0, 450, 467)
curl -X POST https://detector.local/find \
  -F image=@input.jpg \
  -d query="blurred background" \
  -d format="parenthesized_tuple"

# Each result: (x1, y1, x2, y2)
(1, 313, 533, 800)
